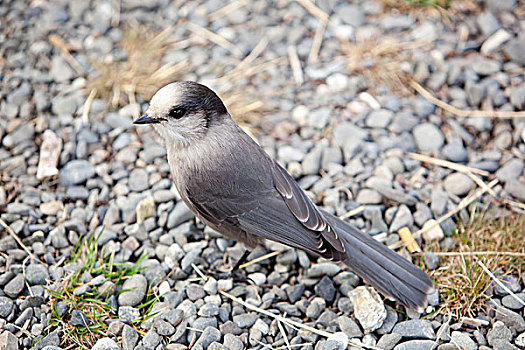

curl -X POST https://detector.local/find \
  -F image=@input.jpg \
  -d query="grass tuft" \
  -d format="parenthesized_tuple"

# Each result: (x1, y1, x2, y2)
(85, 22, 188, 108)
(41, 230, 157, 349)
(429, 211, 525, 318)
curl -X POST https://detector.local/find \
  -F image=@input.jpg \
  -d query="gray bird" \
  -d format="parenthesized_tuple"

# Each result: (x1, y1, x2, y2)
(134, 81, 434, 309)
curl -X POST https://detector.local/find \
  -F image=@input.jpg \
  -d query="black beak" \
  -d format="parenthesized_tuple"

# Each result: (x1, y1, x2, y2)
(133, 115, 164, 124)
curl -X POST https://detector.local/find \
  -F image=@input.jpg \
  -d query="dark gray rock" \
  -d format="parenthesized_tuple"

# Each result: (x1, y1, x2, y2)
(25, 264, 49, 285)
(69, 310, 90, 327)
(315, 276, 336, 303)
(377, 333, 402, 350)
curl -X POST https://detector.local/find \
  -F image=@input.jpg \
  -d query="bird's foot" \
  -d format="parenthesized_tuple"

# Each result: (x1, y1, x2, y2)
(205, 268, 246, 282)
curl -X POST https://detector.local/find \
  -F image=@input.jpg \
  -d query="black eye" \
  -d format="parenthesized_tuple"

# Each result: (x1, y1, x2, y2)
(169, 107, 186, 119)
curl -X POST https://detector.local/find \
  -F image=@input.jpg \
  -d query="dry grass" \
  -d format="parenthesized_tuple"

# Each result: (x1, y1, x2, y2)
(86, 22, 188, 108)
(428, 212, 525, 318)
(379, 0, 480, 18)
(338, 35, 430, 94)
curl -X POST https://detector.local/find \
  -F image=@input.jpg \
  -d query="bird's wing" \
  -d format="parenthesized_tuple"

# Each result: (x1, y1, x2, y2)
(180, 142, 345, 257)
(271, 162, 345, 253)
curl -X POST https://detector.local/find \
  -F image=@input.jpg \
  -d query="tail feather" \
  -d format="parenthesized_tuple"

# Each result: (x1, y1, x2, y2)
(324, 212, 434, 309)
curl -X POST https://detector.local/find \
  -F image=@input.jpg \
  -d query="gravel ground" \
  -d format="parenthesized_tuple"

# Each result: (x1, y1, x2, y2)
(1, 0, 525, 349)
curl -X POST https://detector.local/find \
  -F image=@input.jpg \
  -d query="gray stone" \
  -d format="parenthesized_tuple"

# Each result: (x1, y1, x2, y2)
(493, 304, 525, 332)
(49, 227, 69, 249)
(326, 332, 348, 350)
(25, 264, 49, 285)
(122, 324, 138, 350)
(505, 180, 525, 201)
(367, 109, 393, 128)
(69, 310, 90, 327)
(413, 123, 444, 153)
(315, 276, 336, 303)
(66, 186, 89, 200)
(338, 316, 363, 338)
(223, 334, 244, 350)
(496, 159, 524, 183)
(6, 203, 32, 216)
(128, 168, 149, 192)
(142, 329, 161, 349)
(392, 320, 436, 339)
(502, 292, 525, 309)
(413, 98, 436, 117)
(33, 331, 60, 350)
(194, 326, 221, 349)
(423, 252, 439, 270)
(356, 189, 382, 204)
(449, 331, 476, 350)
(394, 340, 437, 350)
(0, 331, 17, 350)
(153, 319, 175, 336)
(494, 275, 521, 295)
(466, 82, 486, 107)
(167, 201, 194, 228)
(348, 286, 387, 332)
(59, 160, 95, 186)
(487, 321, 512, 345)
(473, 57, 501, 75)
(377, 333, 402, 350)
(389, 205, 413, 233)
(338, 4, 365, 26)
(0, 297, 14, 318)
(92, 337, 119, 350)
(118, 274, 147, 307)
(233, 313, 258, 328)
(504, 37, 525, 65)
(510, 85, 525, 109)
(442, 143, 468, 163)
(444, 173, 475, 196)
(4, 274, 25, 298)
(118, 306, 141, 323)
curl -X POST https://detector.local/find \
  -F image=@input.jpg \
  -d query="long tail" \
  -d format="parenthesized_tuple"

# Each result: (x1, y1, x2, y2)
(324, 212, 434, 309)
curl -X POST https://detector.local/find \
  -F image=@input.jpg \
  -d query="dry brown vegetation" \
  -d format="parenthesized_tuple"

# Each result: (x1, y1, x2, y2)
(86, 23, 188, 108)
(427, 212, 525, 318)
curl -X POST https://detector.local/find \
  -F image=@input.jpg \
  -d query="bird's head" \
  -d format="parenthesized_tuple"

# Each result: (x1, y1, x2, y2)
(134, 81, 228, 145)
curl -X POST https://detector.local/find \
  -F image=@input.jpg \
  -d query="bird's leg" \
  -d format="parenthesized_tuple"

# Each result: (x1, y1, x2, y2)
(230, 249, 251, 273)
(207, 250, 251, 281)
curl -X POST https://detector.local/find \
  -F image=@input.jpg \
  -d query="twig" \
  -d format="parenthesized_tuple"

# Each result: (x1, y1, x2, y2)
(220, 290, 381, 349)
(294, 0, 329, 25)
(277, 317, 292, 350)
(410, 80, 525, 118)
(389, 179, 499, 250)
(339, 206, 365, 220)
(238, 250, 282, 269)
(81, 88, 97, 125)
(0, 218, 47, 266)
(432, 251, 525, 257)
(191, 263, 208, 280)
(187, 22, 243, 58)
(237, 37, 269, 71)
(308, 21, 325, 65)
(478, 261, 525, 307)
(288, 46, 304, 86)
(407, 153, 489, 176)
(215, 57, 286, 83)
(48, 34, 84, 74)
(408, 152, 496, 197)
(209, 0, 247, 21)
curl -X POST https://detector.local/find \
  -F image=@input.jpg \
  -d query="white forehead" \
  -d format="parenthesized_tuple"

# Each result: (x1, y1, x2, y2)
(148, 83, 184, 114)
